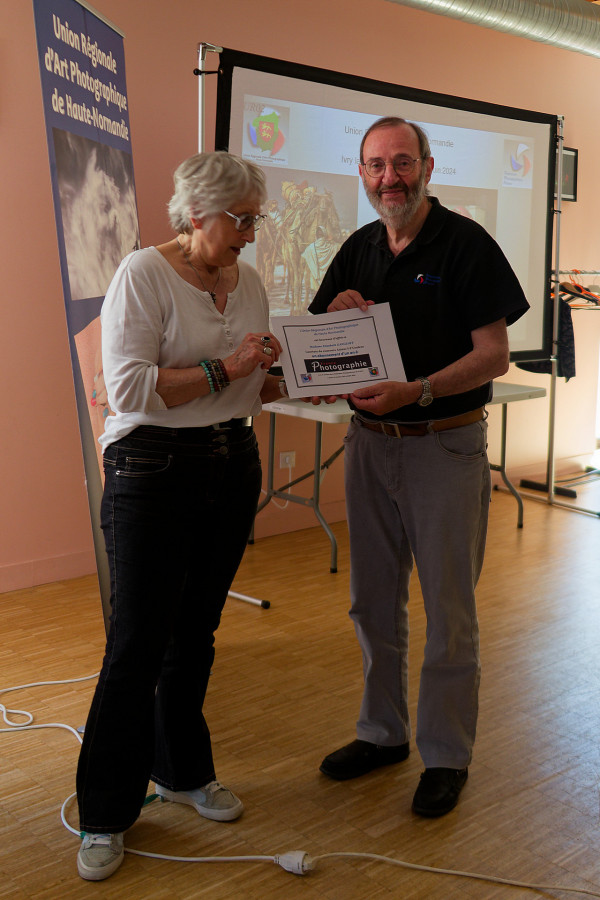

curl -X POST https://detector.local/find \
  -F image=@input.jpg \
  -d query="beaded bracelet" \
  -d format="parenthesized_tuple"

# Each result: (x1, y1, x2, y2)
(200, 361, 214, 392)
(200, 358, 230, 393)
(214, 358, 230, 388)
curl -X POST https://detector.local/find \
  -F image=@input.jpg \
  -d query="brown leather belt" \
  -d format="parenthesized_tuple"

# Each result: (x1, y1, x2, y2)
(356, 407, 484, 438)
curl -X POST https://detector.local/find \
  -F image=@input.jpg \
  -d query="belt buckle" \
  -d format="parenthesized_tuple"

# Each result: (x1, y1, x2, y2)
(375, 421, 402, 438)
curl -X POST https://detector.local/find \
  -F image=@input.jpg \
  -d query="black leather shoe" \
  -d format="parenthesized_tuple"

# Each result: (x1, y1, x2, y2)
(319, 739, 410, 780)
(412, 767, 468, 817)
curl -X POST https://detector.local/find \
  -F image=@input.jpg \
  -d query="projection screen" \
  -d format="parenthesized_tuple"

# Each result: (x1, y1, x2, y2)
(215, 49, 557, 361)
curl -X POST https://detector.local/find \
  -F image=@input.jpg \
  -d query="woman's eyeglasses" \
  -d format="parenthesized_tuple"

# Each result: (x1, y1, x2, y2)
(223, 211, 267, 232)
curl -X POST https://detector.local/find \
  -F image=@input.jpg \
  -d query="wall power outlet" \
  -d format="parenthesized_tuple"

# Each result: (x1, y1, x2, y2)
(279, 451, 296, 468)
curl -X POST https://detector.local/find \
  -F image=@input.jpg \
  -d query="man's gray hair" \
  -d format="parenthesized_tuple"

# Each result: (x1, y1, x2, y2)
(359, 116, 431, 164)
(168, 151, 267, 234)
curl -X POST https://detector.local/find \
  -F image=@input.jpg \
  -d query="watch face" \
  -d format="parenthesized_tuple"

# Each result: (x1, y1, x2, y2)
(417, 377, 432, 406)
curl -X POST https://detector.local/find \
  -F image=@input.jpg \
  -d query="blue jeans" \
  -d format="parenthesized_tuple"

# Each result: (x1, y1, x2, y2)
(76, 424, 261, 834)
(344, 416, 490, 769)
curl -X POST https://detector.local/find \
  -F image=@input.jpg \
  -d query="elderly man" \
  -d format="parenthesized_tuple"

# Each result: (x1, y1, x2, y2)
(309, 116, 529, 817)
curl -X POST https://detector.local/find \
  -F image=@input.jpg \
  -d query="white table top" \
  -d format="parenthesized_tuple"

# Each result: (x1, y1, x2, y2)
(491, 382, 546, 404)
(261, 398, 353, 423)
(261, 382, 546, 423)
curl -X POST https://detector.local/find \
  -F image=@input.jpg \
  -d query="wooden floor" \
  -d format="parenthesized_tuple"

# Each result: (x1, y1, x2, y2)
(2, 485, 600, 899)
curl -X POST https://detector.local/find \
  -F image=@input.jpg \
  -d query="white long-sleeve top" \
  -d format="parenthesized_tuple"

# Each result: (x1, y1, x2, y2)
(99, 247, 269, 450)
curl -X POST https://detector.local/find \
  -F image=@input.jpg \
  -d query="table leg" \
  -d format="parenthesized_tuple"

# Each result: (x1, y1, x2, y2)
(312, 422, 339, 573)
(251, 412, 342, 573)
(490, 402, 524, 528)
(230, 414, 275, 606)
(255, 411, 276, 517)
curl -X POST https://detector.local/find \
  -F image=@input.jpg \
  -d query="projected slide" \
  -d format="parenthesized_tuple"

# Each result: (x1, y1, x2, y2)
(217, 53, 556, 360)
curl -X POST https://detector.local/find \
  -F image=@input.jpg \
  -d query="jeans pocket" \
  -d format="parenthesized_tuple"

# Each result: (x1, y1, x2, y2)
(343, 418, 359, 445)
(434, 421, 487, 461)
(116, 453, 173, 478)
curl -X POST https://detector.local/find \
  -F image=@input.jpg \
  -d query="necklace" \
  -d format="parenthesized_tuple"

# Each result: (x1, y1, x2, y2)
(176, 237, 221, 302)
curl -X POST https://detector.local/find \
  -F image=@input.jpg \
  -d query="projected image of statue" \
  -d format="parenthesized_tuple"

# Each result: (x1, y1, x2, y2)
(258, 169, 356, 316)
(302, 223, 339, 297)
(256, 198, 282, 292)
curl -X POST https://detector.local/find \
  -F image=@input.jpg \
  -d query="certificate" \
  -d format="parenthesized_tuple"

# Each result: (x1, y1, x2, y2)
(271, 304, 406, 398)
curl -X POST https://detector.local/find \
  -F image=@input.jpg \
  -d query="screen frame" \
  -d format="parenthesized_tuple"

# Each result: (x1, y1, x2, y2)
(215, 48, 557, 362)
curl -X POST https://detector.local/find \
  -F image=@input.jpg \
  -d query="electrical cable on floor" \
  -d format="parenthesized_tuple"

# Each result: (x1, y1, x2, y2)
(555, 468, 600, 487)
(3, 675, 600, 897)
(258, 460, 292, 509)
(0, 674, 100, 735)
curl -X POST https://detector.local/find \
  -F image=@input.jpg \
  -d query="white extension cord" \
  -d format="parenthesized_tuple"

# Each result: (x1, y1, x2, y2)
(2, 675, 600, 897)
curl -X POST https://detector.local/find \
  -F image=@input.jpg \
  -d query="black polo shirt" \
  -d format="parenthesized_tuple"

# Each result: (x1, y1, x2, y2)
(308, 197, 530, 422)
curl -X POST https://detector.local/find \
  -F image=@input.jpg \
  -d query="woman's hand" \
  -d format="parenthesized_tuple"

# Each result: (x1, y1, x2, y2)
(223, 332, 282, 381)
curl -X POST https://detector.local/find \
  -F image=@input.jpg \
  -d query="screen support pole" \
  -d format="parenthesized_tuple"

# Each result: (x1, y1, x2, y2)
(546, 115, 563, 505)
(196, 42, 222, 152)
(518, 115, 600, 518)
(196, 43, 272, 605)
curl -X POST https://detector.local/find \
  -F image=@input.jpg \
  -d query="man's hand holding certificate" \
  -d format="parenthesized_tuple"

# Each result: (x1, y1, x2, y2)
(270, 303, 406, 400)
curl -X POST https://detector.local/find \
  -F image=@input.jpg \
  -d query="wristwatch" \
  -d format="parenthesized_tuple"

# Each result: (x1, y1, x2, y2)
(416, 376, 433, 407)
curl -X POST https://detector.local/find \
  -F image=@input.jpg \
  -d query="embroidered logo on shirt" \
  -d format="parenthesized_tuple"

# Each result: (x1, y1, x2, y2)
(414, 273, 441, 285)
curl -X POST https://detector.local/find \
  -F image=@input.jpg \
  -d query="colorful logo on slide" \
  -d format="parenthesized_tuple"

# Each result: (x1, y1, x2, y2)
(248, 108, 286, 155)
(509, 142, 531, 178)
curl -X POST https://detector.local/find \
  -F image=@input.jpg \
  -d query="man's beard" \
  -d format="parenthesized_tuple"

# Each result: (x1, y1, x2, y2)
(363, 167, 428, 228)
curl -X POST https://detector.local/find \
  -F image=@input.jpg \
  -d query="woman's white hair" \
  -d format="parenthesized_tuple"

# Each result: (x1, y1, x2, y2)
(168, 151, 267, 234)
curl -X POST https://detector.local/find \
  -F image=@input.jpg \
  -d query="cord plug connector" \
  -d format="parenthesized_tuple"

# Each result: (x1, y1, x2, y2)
(274, 850, 314, 875)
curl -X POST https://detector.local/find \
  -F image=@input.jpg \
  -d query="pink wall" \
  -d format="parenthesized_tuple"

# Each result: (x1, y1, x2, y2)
(2, 0, 599, 591)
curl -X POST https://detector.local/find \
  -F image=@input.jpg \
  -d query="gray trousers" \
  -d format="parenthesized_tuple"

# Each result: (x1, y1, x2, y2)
(344, 416, 491, 769)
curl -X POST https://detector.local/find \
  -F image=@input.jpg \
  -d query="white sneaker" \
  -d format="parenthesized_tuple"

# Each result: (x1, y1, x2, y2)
(77, 832, 124, 881)
(155, 780, 244, 821)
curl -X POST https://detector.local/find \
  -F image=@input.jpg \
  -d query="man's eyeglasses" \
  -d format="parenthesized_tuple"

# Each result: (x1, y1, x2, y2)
(362, 156, 425, 178)
(223, 210, 267, 232)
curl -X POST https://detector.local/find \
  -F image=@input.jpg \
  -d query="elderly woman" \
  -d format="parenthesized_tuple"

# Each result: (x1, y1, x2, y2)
(76, 152, 287, 881)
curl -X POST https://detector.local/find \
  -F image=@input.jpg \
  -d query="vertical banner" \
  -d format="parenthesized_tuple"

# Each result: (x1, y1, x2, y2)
(33, 0, 140, 626)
